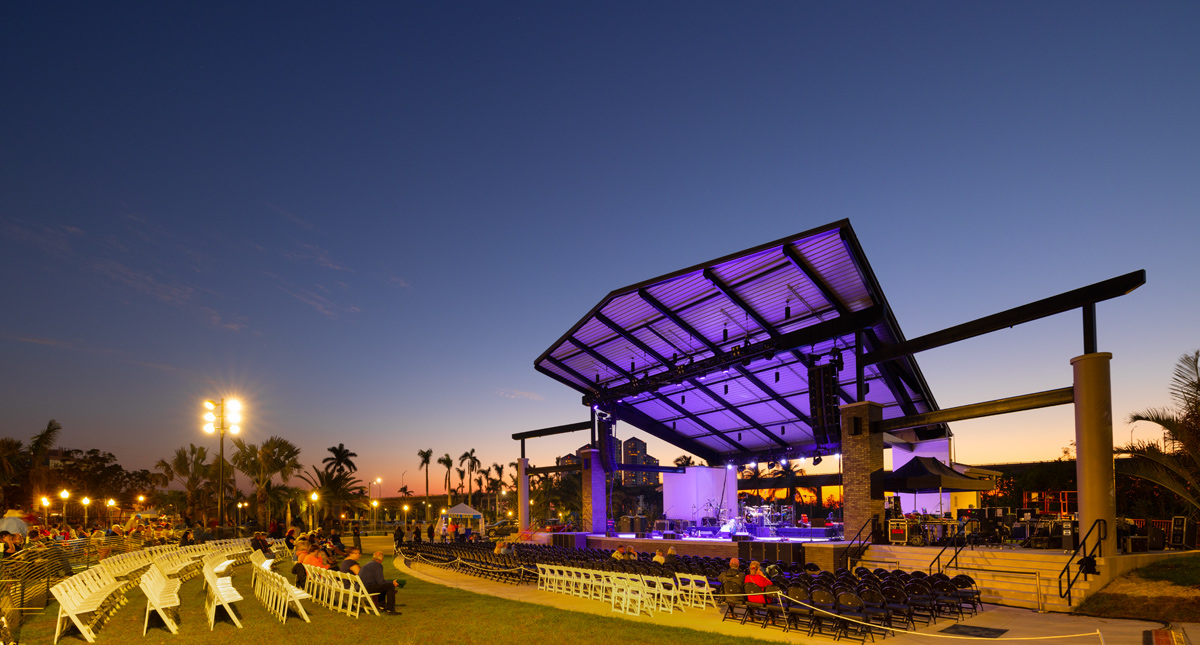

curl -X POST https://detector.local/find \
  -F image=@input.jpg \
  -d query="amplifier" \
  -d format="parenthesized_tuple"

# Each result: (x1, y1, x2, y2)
(1170, 516, 1197, 548)
(662, 531, 678, 540)
(731, 533, 753, 542)
(1124, 536, 1149, 553)
(1148, 526, 1166, 551)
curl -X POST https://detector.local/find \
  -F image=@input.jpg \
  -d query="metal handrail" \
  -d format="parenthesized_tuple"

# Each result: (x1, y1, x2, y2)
(927, 525, 969, 574)
(1058, 519, 1106, 605)
(844, 517, 877, 565)
(945, 564, 1046, 613)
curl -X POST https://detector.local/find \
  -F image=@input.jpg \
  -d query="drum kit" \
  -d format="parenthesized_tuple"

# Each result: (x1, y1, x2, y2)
(686, 501, 794, 538)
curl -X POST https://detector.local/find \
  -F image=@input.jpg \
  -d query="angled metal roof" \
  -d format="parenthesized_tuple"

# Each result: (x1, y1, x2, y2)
(535, 220, 946, 464)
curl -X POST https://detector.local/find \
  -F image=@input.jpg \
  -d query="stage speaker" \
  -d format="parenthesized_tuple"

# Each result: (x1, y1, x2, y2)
(635, 532, 647, 539)
(761, 543, 777, 562)
(732, 533, 752, 542)
(738, 541, 751, 560)
(662, 531, 678, 540)
(808, 363, 841, 445)
(618, 517, 631, 533)
(597, 416, 618, 474)
(749, 542, 764, 561)
(1148, 526, 1167, 551)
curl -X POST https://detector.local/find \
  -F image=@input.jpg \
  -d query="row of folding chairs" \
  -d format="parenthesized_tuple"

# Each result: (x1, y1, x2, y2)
(535, 564, 690, 617)
(50, 565, 131, 643)
(99, 544, 178, 580)
(301, 563, 380, 618)
(253, 566, 312, 624)
(139, 563, 182, 636)
(202, 550, 244, 630)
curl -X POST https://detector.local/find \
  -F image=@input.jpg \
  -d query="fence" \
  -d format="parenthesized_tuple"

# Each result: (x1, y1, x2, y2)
(0, 534, 149, 644)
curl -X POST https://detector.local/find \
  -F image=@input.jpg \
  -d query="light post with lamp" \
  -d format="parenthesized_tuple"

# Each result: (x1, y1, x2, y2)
(106, 499, 115, 527)
(81, 497, 90, 530)
(203, 398, 242, 531)
(137, 495, 145, 512)
(41, 497, 50, 526)
(309, 492, 319, 531)
(59, 490, 69, 526)
(371, 500, 379, 533)
(403, 504, 409, 526)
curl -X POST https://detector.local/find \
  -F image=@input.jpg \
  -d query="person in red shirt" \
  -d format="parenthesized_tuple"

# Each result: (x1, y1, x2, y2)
(743, 560, 774, 604)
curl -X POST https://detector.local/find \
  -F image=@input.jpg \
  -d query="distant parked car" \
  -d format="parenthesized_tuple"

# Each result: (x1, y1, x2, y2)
(486, 519, 518, 539)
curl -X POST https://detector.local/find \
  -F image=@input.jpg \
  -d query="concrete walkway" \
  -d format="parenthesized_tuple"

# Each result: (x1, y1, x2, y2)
(395, 551, 1186, 645)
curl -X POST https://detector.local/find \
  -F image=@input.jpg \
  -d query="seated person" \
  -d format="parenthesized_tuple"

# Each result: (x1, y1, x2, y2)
(358, 550, 405, 614)
(743, 560, 773, 603)
(652, 548, 665, 564)
(716, 557, 745, 590)
(663, 547, 678, 565)
(611, 545, 627, 560)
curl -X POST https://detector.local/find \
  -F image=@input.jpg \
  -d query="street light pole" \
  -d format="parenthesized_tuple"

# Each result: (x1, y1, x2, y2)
(82, 497, 90, 530)
(204, 398, 242, 533)
(310, 492, 319, 531)
(59, 489, 69, 527)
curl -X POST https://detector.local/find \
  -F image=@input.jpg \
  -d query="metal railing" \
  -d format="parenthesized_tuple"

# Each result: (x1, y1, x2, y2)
(0, 533, 151, 643)
(945, 564, 1046, 613)
(844, 517, 877, 566)
(928, 526, 971, 574)
(1058, 519, 1106, 605)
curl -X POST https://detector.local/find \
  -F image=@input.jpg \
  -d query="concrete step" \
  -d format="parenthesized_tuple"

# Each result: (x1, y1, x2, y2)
(861, 544, 1096, 611)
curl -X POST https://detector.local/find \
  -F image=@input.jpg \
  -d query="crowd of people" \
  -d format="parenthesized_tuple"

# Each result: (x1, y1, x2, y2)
(390, 518, 485, 548)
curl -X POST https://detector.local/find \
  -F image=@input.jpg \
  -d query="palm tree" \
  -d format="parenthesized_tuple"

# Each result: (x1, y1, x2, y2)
(418, 449, 433, 520)
(674, 455, 695, 468)
(27, 419, 62, 504)
(438, 453, 454, 508)
(459, 449, 480, 501)
(230, 436, 303, 527)
(1118, 350, 1200, 515)
(155, 444, 209, 520)
(455, 468, 466, 497)
(323, 443, 358, 475)
(0, 437, 24, 509)
(299, 465, 365, 527)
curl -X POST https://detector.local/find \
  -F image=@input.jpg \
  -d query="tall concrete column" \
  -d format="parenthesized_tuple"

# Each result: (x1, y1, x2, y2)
(517, 457, 530, 533)
(579, 447, 607, 534)
(840, 401, 885, 542)
(1072, 352, 1117, 558)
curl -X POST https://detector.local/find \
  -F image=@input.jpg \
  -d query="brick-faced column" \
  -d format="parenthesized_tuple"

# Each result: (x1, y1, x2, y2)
(518, 457, 530, 533)
(579, 448, 607, 534)
(840, 401, 885, 542)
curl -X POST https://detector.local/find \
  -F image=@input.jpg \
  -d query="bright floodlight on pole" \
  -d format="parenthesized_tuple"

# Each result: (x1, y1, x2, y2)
(82, 497, 90, 528)
(202, 397, 243, 534)
(60, 489, 69, 524)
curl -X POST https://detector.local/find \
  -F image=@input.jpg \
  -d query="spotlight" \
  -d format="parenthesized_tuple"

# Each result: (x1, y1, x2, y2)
(748, 461, 757, 470)
(726, 464, 733, 470)
(768, 461, 777, 469)
(813, 455, 823, 466)
(779, 459, 787, 467)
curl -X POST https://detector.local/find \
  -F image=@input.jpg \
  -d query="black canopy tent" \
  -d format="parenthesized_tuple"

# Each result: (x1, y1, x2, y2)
(884, 456, 994, 516)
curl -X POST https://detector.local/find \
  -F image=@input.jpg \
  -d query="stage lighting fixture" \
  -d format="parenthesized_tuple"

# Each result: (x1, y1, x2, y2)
(813, 455, 823, 466)
(779, 459, 787, 467)
(748, 461, 757, 469)
(768, 461, 777, 469)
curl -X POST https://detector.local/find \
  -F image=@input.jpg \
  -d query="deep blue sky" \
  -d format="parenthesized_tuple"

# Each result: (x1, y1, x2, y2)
(2, 3, 1197, 495)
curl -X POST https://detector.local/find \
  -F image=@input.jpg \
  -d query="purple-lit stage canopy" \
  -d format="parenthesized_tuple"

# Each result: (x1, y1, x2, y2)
(535, 220, 948, 464)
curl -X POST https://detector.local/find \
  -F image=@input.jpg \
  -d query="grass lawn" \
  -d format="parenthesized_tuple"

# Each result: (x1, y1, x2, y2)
(1134, 553, 1200, 587)
(22, 559, 776, 645)
(1074, 554, 1200, 623)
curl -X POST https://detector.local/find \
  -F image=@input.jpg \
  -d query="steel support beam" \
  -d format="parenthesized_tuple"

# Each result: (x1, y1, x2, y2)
(637, 289, 724, 355)
(878, 387, 1075, 433)
(512, 420, 593, 441)
(781, 244, 851, 317)
(703, 268, 775, 340)
(688, 378, 791, 449)
(863, 270, 1146, 367)
(649, 392, 749, 453)
(526, 464, 583, 476)
(607, 401, 723, 463)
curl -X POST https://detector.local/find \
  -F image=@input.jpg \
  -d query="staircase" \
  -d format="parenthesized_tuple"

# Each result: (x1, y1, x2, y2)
(858, 544, 1101, 613)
